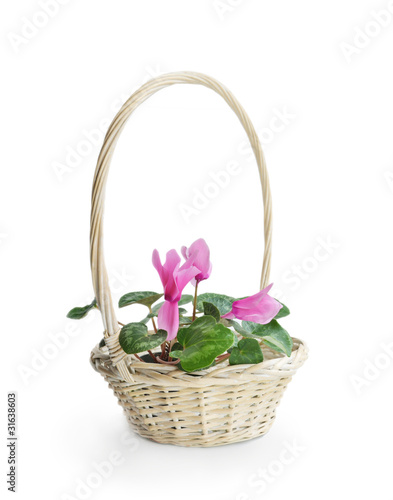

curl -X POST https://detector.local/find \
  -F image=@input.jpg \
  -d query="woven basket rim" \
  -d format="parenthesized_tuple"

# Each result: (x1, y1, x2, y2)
(91, 337, 308, 387)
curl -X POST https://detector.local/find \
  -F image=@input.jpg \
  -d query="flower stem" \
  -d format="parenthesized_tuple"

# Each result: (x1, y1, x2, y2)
(160, 342, 167, 360)
(192, 281, 199, 321)
(148, 306, 158, 333)
(134, 353, 144, 362)
(215, 353, 230, 363)
(156, 357, 180, 365)
(147, 350, 157, 362)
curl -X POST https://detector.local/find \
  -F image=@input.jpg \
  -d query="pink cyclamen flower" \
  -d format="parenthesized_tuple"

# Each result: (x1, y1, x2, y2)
(181, 238, 212, 284)
(152, 249, 200, 340)
(222, 284, 282, 324)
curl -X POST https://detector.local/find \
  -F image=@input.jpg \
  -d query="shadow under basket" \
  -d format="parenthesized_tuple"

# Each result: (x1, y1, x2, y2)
(90, 338, 308, 447)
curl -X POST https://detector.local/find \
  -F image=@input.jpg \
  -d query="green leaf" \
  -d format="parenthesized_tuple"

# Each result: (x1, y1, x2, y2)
(176, 316, 235, 372)
(141, 306, 188, 323)
(229, 338, 264, 365)
(177, 315, 216, 344)
(67, 299, 97, 319)
(241, 320, 293, 356)
(118, 291, 163, 309)
(119, 323, 167, 354)
(178, 294, 194, 306)
(203, 301, 220, 322)
(275, 301, 290, 319)
(227, 335, 239, 353)
(196, 293, 235, 315)
(179, 316, 192, 325)
(219, 319, 248, 344)
(151, 301, 164, 315)
(231, 321, 248, 336)
(169, 350, 182, 359)
(99, 338, 106, 348)
(219, 317, 237, 328)
(261, 335, 293, 357)
(171, 342, 183, 352)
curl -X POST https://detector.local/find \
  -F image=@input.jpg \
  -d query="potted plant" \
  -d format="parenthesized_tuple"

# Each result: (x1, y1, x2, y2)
(68, 72, 307, 447)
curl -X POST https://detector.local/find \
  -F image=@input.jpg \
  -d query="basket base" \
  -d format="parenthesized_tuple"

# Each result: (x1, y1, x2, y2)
(111, 378, 291, 448)
(124, 410, 278, 447)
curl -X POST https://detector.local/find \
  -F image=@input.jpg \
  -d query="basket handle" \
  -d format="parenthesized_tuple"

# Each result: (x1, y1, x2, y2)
(90, 71, 272, 336)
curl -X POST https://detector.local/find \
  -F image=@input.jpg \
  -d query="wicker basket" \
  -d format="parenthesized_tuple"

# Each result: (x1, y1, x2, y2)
(89, 72, 308, 447)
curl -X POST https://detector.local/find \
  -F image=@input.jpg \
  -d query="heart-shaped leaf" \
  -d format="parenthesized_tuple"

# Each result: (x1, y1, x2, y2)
(119, 291, 163, 309)
(231, 321, 248, 336)
(148, 295, 191, 314)
(219, 317, 237, 328)
(241, 319, 292, 356)
(141, 305, 188, 324)
(119, 323, 167, 354)
(175, 316, 235, 372)
(177, 315, 215, 344)
(170, 342, 183, 352)
(169, 350, 183, 359)
(178, 294, 194, 306)
(151, 306, 187, 318)
(261, 335, 293, 357)
(150, 301, 164, 315)
(67, 299, 97, 319)
(179, 316, 192, 325)
(227, 335, 239, 353)
(229, 338, 264, 365)
(275, 301, 290, 319)
(196, 293, 235, 315)
(203, 301, 220, 322)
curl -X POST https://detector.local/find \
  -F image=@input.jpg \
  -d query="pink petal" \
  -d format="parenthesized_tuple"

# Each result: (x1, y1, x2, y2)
(232, 284, 274, 310)
(152, 250, 164, 286)
(179, 252, 198, 270)
(221, 311, 236, 320)
(183, 238, 212, 282)
(232, 294, 282, 324)
(176, 265, 201, 296)
(157, 300, 179, 341)
(181, 246, 188, 260)
(162, 250, 181, 300)
(163, 249, 181, 275)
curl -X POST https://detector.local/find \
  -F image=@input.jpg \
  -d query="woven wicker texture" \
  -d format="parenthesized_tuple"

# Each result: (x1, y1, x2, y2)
(91, 337, 307, 447)
(89, 71, 308, 447)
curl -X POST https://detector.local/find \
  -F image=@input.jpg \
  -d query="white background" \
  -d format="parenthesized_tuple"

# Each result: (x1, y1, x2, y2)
(1, 1, 393, 499)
